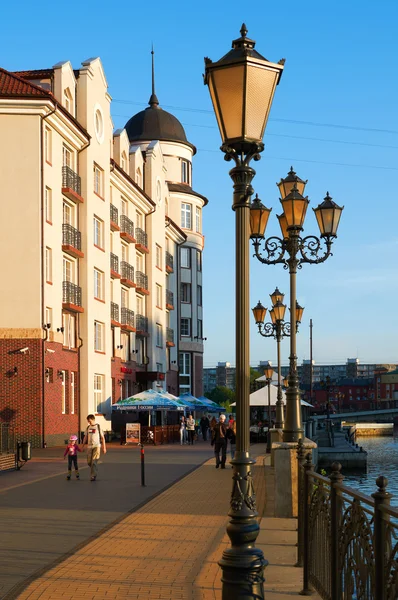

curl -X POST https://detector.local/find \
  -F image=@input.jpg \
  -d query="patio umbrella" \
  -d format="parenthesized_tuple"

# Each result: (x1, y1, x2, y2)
(197, 396, 224, 412)
(178, 393, 209, 410)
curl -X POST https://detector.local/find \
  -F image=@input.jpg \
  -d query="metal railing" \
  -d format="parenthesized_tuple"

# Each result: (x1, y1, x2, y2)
(297, 443, 398, 599)
(111, 301, 119, 323)
(62, 223, 82, 250)
(166, 251, 174, 271)
(110, 204, 118, 225)
(120, 215, 134, 239)
(0, 423, 15, 454)
(135, 227, 148, 248)
(136, 271, 148, 290)
(166, 327, 174, 344)
(62, 281, 82, 307)
(166, 289, 174, 306)
(136, 314, 148, 333)
(110, 252, 119, 274)
(121, 307, 134, 329)
(62, 165, 81, 196)
(120, 261, 134, 283)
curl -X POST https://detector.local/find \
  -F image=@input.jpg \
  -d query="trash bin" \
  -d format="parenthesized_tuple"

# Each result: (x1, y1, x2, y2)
(18, 441, 31, 461)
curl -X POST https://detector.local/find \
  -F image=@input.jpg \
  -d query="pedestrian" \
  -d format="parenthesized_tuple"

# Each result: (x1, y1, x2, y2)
(228, 414, 235, 427)
(211, 414, 228, 469)
(210, 416, 217, 432)
(180, 416, 187, 445)
(186, 414, 196, 445)
(226, 420, 236, 465)
(63, 434, 81, 480)
(82, 414, 106, 481)
(200, 415, 210, 441)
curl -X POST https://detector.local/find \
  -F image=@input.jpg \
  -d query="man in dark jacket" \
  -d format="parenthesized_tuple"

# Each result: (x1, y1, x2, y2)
(211, 414, 228, 469)
(200, 415, 210, 441)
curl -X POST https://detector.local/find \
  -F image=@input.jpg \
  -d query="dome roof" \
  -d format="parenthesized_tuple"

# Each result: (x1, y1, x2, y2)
(125, 101, 192, 148)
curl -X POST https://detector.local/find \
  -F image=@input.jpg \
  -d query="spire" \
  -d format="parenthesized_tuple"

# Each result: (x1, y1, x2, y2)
(148, 45, 159, 108)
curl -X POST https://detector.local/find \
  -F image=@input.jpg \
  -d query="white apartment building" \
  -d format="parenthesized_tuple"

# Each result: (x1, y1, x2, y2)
(0, 57, 207, 446)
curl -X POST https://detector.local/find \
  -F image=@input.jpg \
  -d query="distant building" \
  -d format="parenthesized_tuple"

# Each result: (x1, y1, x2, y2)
(216, 362, 235, 390)
(203, 367, 217, 394)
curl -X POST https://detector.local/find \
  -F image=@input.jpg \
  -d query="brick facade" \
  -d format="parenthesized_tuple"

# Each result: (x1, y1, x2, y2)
(194, 354, 203, 397)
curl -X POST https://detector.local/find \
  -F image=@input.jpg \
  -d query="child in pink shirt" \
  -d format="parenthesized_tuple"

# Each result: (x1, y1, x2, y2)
(63, 435, 82, 480)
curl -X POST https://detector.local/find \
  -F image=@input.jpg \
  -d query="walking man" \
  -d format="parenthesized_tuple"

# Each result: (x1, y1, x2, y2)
(211, 414, 228, 469)
(200, 415, 210, 441)
(82, 414, 106, 481)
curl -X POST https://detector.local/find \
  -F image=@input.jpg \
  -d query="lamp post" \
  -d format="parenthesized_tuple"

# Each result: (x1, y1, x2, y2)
(262, 362, 274, 452)
(250, 169, 343, 443)
(204, 25, 284, 599)
(252, 289, 304, 429)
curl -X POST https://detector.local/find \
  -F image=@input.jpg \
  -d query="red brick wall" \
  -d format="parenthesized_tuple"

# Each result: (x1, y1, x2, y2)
(194, 354, 203, 397)
(166, 370, 179, 396)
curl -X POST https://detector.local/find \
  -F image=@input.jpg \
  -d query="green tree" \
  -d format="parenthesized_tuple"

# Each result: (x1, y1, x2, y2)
(205, 386, 235, 413)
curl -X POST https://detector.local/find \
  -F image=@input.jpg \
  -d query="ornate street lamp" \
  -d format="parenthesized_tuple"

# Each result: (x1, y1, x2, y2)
(250, 168, 343, 443)
(204, 24, 284, 599)
(263, 362, 274, 452)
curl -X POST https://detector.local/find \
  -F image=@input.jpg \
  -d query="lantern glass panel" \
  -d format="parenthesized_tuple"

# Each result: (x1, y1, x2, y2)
(269, 309, 276, 324)
(252, 302, 267, 324)
(209, 65, 245, 142)
(250, 202, 271, 238)
(245, 65, 279, 140)
(277, 213, 289, 239)
(273, 301, 286, 321)
(270, 288, 284, 306)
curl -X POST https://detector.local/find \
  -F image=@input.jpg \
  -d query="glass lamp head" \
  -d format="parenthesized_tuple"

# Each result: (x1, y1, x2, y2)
(277, 166, 307, 198)
(250, 194, 272, 239)
(313, 192, 344, 238)
(280, 184, 309, 230)
(252, 301, 267, 324)
(270, 286, 284, 306)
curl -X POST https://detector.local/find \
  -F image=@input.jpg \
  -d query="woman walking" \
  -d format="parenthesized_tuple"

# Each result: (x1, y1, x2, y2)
(180, 416, 187, 445)
(186, 414, 196, 445)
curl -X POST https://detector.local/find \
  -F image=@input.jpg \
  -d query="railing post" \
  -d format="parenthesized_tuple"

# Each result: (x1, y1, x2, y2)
(330, 462, 344, 600)
(300, 452, 314, 596)
(372, 475, 392, 600)
(296, 438, 306, 567)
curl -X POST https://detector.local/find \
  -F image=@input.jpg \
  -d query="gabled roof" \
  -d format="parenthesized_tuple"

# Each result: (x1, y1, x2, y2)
(13, 69, 54, 79)
(0, 68, 51, 97)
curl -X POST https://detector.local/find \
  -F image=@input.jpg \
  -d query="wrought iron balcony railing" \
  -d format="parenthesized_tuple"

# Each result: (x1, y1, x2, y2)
(62, 281, 82, 307)
(166, 327, 174, 344)
(136, 271, 148, 290)
(110, 204, 118, 225)
(110, 252, 119, 274)
(111, 301, 119, 323)
(121, 307, 135, 329)
(165, 251, 174, 271)
(136, 314, 148, 333)
(62, 166, 81, 196)
(120, 215, 135, 239)
(135, 227, 148, 248)
(166, 289, 174, 307)
(62, 224, 82, 251)
(120, 261, 134, 283)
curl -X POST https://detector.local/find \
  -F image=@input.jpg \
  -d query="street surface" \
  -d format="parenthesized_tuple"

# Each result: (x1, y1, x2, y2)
(0, 442, 214, 598)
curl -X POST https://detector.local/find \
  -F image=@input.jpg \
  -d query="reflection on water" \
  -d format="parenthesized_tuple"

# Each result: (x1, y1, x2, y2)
(343, 434, 398, 506)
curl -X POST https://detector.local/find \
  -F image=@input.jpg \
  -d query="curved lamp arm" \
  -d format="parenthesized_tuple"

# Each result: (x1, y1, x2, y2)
(257, 322, 275, 338)
(299, 235, 334, 265)
(252, 236, 287, 266)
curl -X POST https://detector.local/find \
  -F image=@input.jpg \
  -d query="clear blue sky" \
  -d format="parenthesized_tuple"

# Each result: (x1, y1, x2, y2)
(2, 0, 397, 368)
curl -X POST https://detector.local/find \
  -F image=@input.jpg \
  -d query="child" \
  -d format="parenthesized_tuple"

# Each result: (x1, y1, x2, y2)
(82, 414, 106, 481)
(63, 435, 81, 480)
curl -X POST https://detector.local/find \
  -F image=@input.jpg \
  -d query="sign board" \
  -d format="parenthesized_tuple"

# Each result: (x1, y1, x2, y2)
(125, 423, 140, 444)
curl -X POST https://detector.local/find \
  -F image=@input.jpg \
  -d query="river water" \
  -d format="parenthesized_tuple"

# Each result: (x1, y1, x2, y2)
(342, 434, 398, 506)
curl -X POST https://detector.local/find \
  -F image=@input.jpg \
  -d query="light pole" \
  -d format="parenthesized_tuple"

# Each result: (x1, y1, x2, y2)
(262, 362, 274, 452)
(252, 289, 304, 429)
(204, 24, 284, 599)
(250, 169, 343, 442)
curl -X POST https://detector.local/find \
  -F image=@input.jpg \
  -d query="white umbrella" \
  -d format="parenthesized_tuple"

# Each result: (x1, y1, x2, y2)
(231, 384, 312, 408)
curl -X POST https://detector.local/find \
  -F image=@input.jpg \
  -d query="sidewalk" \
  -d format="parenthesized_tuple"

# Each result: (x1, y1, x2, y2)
(5, 446, 316, 600)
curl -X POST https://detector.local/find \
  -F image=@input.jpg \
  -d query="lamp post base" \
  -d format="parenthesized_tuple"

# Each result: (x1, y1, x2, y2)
(220, 451, 267, 599)
(282, 428, 304, 443)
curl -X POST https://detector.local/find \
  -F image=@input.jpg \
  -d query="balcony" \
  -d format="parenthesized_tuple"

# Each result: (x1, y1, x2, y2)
(121, 307, 135, 332)
(166, 327, 175, 347)
(166, 289, 174, 310)
(62, 281, 83, 313)
(120, 261, 135, 287)
(110, 253, 120, 278)
(135, 228, 149, 253)
(136, 314, 149, 337)
(120, 215, 136, 243)
(165, 251, 174, 273)
(136, 271, 149, 295)
(110, 204, 120, 231)
(62, 166, 84, 203)
(62, 224, 84, 259)
(111, 301, 120, 327)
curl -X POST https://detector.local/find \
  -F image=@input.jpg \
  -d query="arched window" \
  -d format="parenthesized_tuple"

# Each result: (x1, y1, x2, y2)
(136, 168, 142, 187)
(64, 88, 73, 115)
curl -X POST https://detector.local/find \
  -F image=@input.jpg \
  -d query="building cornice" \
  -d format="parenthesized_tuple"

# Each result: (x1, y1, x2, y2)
(165, 216, 187, 244)
(167, 181, 208, 206)
(110, 160, 156, 214)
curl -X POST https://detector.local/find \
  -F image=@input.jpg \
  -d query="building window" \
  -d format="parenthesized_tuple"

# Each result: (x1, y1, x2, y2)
(179, 352, 191, 393)
(136, 295, 143, 315)
(181, 203, 192, 229)
(93, 216, 104, 249)
(156, 245, 162, 269)
(63, 200, 75, 226)
(94, 163, 104, 197)
(64, 88, 73, 114)
(181, 318, 191, 337)
(121, 287, 129, 308)
(94, 374, 104, 413)
(63, 256, 75, 283)
(136, 252, 143, 273)
(121, 242, 129, 263)
(197, 285, 202, 306)
(156, 180, 162, 203)
(196, 250, 202, 272)
(60, 370, 66, 414)
(94, 268, 104, 301)
(181, 283, 191, 303)
(197, 319, 203, 339)
(62, 145, 73, 169)
(46, 247, 52, 283)
(45, 187, 52, 224)
(45, 307, 52, 328)
(121, 331, 130, 362)
(121, 198, 128, 216)
(196, 207, 201, 233)
(156, 284, 162, 309)
(94, 321, 105, 352)
(136, 168, 142, 187)
(181, 247, 191, 268)
(94, 108, 104, 143)
(156, 362, 163, 373)
(121, 151, 127, 172)
(181, 160, 190, 184)
(70, 372, 75, 414)
(62, 313, 76, 349)
(156, 323, 163, 347)
(45, 128, 52, 164)
(136, 211, 143, 229)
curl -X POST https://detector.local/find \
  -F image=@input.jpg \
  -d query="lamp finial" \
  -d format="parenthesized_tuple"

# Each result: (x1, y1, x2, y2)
(148, 44, 159, 108)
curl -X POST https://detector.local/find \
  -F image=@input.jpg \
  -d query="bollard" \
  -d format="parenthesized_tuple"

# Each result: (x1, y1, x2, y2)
(139, 443, 146, 487)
